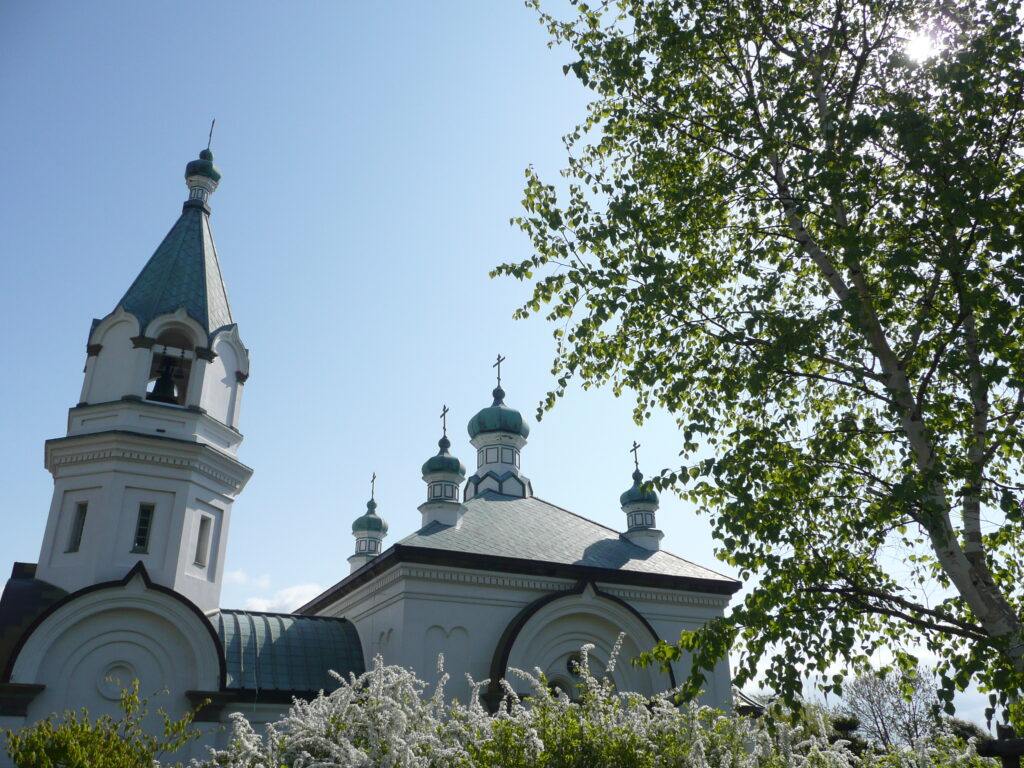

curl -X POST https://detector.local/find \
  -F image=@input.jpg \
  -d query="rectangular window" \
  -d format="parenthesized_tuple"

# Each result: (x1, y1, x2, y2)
(501, 447, 514, 464)
(486, 447, 499, 464)
(132, 504, 154, 553)
(66, 502, 88, 552)
(194, 515, 212, 566)
(357, 539, 367, 552)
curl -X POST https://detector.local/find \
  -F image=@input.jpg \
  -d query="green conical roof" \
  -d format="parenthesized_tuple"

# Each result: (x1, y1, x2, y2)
(118, 152, 232, 338)
(352, 499, 388, 535)
(467, 386, 530, 439)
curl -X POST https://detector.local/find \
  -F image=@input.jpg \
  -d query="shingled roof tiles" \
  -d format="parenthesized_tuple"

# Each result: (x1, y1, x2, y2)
(118, 204, 233, 338)
(397, 491, 736, 584)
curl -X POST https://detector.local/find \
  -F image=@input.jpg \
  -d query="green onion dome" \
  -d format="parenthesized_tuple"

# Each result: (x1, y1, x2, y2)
(620, 469, 658, 506)
(185, 148, 222, 182)
(467, 386, 530, 439)
(352, 499, 388, 535)
(421, 436, 466, 477)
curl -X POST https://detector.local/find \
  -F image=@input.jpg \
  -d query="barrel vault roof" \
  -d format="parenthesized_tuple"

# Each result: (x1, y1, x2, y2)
(212, 609, 364, 694)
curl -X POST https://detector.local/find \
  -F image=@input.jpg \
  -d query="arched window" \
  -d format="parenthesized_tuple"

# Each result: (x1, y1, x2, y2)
(146, 329, 195, 406)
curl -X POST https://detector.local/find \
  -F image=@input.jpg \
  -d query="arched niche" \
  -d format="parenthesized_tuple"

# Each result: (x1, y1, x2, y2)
(81, 307, 142, 404)
(199, 325, 248, 428)
(8, 565, 223, 724)
(494, 583, 671, 699)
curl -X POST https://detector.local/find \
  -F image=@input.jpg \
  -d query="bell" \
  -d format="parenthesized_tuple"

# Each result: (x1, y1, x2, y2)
(146, 360, 178, 404)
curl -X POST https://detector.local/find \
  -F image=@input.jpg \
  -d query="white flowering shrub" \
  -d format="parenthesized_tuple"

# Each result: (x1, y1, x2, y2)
(192, 641, 995, 768)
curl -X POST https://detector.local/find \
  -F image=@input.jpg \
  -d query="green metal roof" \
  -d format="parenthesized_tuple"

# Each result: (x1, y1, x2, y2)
(620, 470, 659, 507)
(467, 387, 530, 439)
(421, 436, 466, 477)
(118, 199, 233, 339)
(185, 149, 222, 182)
(352, 499, 388, 534)
(397, 491, 734, 584)
(213, 610, 364, 693)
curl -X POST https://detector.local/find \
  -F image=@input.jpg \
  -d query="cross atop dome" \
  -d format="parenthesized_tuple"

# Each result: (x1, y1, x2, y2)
(465, 361, 532, 500)
(620, 445, 663, 552)
(419, 407, 467, 528)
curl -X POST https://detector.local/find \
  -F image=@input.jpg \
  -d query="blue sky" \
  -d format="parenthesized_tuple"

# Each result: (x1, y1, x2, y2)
(0, 2, 716, 613)
(0, 1, 990, 724)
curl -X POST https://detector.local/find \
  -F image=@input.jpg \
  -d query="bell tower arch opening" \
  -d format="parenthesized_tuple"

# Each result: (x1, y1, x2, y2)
(145, 328, 196, 406)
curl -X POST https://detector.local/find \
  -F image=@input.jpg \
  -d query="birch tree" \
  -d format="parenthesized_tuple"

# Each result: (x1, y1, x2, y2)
(501, 0, 1024, 718)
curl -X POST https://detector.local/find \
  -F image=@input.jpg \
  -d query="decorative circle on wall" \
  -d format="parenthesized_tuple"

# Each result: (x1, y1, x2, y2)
(97, 661, 137, 701)
(566, 652, 583, 677)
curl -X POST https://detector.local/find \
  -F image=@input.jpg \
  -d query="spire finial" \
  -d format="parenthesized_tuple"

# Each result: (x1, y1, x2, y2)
(493, 354, 506, 387)
(370, 471, 377, 501)
(440, 404, 449, 438)
(631, 441, 641, 472)
(207, 119, 216, 151)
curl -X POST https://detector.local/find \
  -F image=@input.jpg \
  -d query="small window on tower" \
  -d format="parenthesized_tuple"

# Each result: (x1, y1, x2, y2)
(66, 502, 88, 553)
(194, 515, 212, 566)
(132, 504, 155, 553)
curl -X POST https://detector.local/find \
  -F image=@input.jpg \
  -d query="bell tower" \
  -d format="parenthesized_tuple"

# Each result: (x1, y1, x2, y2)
(33, 149, 253, 613)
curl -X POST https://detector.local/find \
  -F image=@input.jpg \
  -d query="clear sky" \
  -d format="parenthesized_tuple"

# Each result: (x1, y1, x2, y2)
(0, 1, 988, 724)
(0, 2, 720, 613)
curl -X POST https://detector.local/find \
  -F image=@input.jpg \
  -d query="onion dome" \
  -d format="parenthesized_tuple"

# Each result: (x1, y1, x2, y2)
(620, 469, 659, 507)
(185, 148, 222, 182)
(467, 386, 530, 439)
(422, 436, 466, 477)
(352, 499, 388, 535)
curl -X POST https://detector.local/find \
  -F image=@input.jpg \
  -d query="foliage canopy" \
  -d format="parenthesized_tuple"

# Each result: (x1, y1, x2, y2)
(500, 0, 1024, 715)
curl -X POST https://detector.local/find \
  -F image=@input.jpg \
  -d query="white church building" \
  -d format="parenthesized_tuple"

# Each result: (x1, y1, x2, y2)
(0, 149, 740, 761)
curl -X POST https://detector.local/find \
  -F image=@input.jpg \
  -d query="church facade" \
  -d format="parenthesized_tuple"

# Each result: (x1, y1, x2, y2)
(0, 150, 739, 763)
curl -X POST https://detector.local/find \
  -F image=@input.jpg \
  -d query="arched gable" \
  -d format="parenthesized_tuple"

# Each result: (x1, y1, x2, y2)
(5, 563, 224, 722)
(487, 581, 673, 704)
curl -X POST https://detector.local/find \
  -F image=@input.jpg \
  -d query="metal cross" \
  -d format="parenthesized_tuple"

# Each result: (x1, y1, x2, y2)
(440, 404, 449, 438)
(370, 472, 376, 500)
(493, 354, 506, 386)
(207, 119, 216, 151)
(630, 441, 641, 472)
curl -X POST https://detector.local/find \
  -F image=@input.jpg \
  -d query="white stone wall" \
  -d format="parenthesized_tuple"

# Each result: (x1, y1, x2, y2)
(317, 561, 734, 710)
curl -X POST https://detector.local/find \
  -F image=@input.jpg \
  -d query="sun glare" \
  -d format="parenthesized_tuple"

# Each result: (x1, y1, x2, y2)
(906, 31, 941, 62)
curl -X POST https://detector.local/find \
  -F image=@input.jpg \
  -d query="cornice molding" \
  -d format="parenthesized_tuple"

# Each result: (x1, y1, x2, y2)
(399, 565, 570, 593)
(45, 437, 250, 491)
(600, 585, 730, 608)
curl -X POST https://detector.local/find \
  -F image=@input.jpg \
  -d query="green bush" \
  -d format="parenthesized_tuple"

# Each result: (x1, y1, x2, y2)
(3, 680, 201, 768)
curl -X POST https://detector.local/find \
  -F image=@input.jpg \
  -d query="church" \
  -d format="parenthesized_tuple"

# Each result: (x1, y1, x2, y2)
(0, 149, 740, 761)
